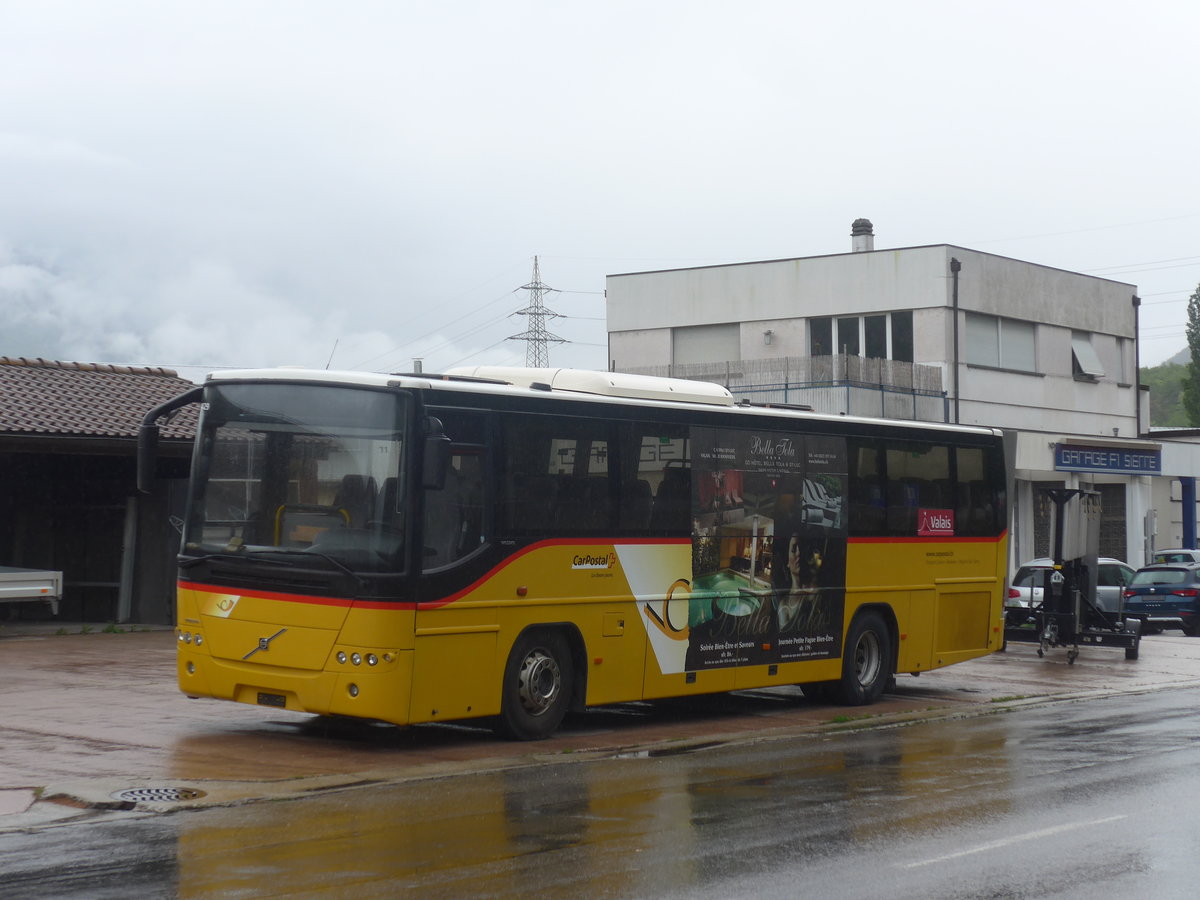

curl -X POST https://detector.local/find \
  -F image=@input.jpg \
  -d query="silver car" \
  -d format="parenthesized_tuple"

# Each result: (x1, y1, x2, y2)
(1007, 557, 1135, 613)
(1151, 549, 1200, 564)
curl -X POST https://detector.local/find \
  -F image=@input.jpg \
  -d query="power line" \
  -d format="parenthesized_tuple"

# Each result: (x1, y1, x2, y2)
(351, 287, 520, 369)
(1087, 260, 1200, 277)
(1085, 254, 1200, 274)
(446, 337, 517, 369)
(967, 212, 1200, 246)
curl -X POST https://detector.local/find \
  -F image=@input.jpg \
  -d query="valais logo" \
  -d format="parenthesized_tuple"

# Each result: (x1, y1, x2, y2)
(917, 508, 955, 537)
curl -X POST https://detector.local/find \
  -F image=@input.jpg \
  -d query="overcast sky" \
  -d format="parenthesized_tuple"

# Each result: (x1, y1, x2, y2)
(2, 1, 1197, 382)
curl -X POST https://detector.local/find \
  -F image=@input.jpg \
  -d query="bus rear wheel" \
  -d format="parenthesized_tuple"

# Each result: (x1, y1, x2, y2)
(834, 611, 892, 706)
(498, 631, 573, 741)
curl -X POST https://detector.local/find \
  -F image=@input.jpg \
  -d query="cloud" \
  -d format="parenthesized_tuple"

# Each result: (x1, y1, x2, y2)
(0, 1, 1194, 374)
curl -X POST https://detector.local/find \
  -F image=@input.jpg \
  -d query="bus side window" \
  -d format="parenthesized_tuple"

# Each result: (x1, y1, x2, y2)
(620, 478, 653, 529)
(499, 413, 615, 536)
(649, 464, 691, 533)
(847, 440, 885, 537)
(423, 408, 488, 569)
(628, 426, 690, 535)
(954, 447, 993, 536)
(885, 443, 950, 536)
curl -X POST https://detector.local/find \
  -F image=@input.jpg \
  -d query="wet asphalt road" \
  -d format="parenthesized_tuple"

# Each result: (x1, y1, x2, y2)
(5, 627, 1200, 896)
(4, 627, 1200, 802)
(3, 686, 1200, 898)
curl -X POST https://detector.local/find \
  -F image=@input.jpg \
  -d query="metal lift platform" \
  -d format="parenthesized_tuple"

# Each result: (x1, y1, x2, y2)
(1003, 488, 1141, 664)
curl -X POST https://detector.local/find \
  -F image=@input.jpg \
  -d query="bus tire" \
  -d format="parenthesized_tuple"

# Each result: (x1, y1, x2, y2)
(834, 611, 892, 706)
(498, 630, 573, 741)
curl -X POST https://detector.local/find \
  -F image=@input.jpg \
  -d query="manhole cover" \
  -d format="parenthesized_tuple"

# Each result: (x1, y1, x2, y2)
(110, 787, 207, 803)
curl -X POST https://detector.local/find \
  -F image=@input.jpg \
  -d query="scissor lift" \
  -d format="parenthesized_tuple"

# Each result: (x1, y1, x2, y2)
(1004, 488, 1141, 663)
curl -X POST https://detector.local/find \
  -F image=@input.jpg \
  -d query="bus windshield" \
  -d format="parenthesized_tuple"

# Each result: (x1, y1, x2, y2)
(183, 382, 408, 575)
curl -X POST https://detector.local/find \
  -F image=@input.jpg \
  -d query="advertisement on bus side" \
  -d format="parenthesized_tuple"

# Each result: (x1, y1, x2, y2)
(684, 427, 848, 670)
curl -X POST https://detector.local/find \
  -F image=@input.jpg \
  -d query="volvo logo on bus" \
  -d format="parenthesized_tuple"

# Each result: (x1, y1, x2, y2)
(243, 628, 288, 660)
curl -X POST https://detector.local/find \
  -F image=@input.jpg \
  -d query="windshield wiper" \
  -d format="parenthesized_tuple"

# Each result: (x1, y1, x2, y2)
(248, 547, 368, 588)
(179, 547, 367, 589)
(178, 551, 254, 569)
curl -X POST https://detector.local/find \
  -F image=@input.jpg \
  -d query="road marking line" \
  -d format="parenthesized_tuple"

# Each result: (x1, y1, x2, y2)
(902, 814, 1127, 869)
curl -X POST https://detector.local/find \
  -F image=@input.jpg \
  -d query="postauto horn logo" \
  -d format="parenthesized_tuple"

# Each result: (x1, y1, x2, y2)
(571, 551, 617, 570)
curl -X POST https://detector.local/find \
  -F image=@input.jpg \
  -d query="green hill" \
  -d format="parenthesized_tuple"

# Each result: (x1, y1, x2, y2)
(1141, 361, 1188, 426)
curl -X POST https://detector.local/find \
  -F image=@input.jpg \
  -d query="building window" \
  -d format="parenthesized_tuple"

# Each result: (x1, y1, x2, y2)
(864, 315, 887, 359)
(810, 312, 913, 361)
(837, 317, 860, 355)
(965, 313, 1035, 372)
(891, 311, 913, 362)
(809, 318, 832, 356)
(1071, 332, 1105, 380)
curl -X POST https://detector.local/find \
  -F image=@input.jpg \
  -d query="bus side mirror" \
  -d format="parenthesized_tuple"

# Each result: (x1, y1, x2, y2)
(137, 423, 160, 495)
(422, 417, 451, 490)
(137, 386, 203, 494)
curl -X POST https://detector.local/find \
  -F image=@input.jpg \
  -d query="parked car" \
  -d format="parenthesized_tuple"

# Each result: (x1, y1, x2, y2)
(1122, 563, 1200, 635)
(1150, 548, 1200, 564)
(1007, 557, 1135, 614)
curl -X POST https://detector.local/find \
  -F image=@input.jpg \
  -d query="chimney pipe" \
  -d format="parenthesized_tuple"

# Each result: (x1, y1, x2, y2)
(851, 218, 874, 252)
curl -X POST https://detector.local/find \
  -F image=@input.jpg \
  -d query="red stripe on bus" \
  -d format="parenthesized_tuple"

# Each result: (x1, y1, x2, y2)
(177, 581, 357, 607)
(178, 537, 692, 612)
(847, 531, 1008, 545)
(412, 537, 692, 611)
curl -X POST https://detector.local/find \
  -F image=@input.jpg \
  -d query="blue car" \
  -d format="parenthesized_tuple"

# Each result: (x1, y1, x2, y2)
(1122, 563, 1200, 635)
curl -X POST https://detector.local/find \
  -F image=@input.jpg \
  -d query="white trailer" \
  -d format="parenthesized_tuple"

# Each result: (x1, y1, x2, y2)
(0, 567, 62, 616)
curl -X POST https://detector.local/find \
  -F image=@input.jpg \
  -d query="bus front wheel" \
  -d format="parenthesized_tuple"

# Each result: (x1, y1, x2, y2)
(498, 630, 573, 741)
(835, 611, 892, 706)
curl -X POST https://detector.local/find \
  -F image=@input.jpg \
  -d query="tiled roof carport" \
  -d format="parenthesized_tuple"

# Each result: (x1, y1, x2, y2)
(0, 357, 197, 443)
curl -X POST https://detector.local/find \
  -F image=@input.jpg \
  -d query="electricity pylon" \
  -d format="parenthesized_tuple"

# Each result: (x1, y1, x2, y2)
(508, 256, 566, 368)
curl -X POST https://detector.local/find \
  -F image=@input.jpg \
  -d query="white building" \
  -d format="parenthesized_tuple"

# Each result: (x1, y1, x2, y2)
(606, 220, 1198, 567)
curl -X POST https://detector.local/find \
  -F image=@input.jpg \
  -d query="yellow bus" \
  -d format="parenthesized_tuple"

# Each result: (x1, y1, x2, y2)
(140, 365, 1010, 740)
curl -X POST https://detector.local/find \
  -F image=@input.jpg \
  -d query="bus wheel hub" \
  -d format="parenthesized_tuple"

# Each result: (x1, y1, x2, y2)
(517, 649, 561, 716)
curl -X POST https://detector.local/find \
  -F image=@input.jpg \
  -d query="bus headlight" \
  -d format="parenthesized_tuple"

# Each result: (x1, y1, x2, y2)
(336, 651, 347, 664)
(366, 654, 378, 666)
(351, 653, 362, 666)
(348, 683, 359, 698)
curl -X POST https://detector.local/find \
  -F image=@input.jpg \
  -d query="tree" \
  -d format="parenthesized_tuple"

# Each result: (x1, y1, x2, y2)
(1142, 362, 1187, 426)
(1184, 284, 1200, 425)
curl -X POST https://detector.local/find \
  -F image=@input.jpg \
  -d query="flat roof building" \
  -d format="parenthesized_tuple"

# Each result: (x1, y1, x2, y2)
(605, 221, 1188, 567)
